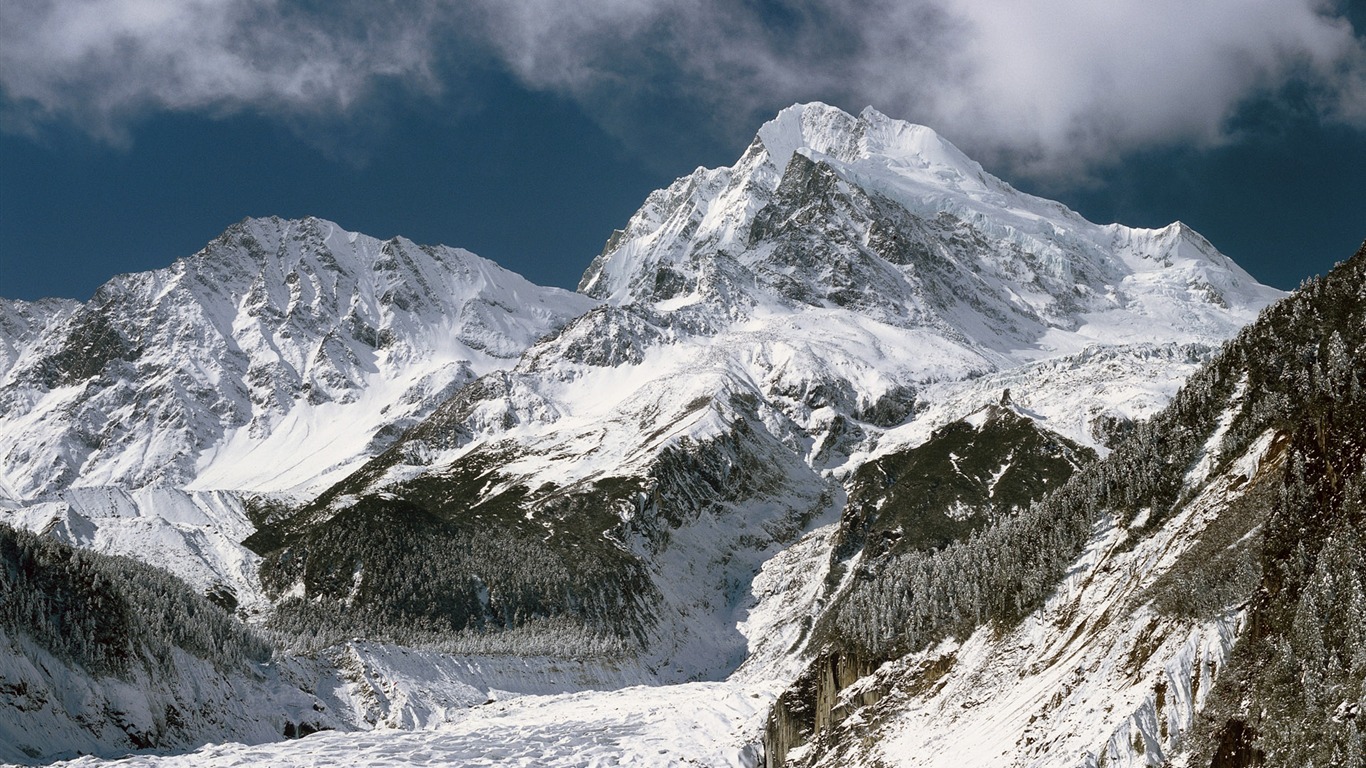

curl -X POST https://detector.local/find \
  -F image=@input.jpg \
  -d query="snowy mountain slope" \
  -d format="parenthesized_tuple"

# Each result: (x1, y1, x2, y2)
(0, 217, 594, 639)
(249, 349, 842, 679)
(0, 103, 1297, 767)
(246, 104, 1280, 688)
(0, 522, 348, 765)
(3, 487, 271, 619)
(785, 428, 1279, 768)
(579, 104, 1277, 361)
(0, 298, 79, 389)
(12, 458, 842, 766)
(772, 241, 1366, 767)
(0, 513, 674, 766)
(0, 216, 594, 501)
(565, 103, 1280, 477)
(0, 628, 337, 766)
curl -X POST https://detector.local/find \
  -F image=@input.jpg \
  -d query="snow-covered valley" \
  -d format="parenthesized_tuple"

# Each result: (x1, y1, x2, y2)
(47, 682, 772, 768)
(10, 102, 1353, 768)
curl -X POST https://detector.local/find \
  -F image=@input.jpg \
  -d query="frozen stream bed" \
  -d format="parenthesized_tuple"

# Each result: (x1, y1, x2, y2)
(48, 682, 771, 768)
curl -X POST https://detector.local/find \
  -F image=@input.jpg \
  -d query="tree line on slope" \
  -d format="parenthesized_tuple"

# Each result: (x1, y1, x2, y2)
(0, 522, 271, 678)
(249, 397, 825, 661)
(258, 490, 650, 658)
(816, 329, 1246, 659)
(1191, 245, 1366, 767)
(248, 444, 659, 659)
(811, 243, 1366, 765)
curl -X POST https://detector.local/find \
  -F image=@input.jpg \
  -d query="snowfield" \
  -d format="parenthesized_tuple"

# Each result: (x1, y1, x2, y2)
(50, 683, 770, 768)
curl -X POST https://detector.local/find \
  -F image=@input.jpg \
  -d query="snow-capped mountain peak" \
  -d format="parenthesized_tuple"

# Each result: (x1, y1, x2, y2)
(579, 102, 1279, 366)
(0, 104, 1306, 768)
(755, 103, 988, 190)
(0, 216, 595, 500)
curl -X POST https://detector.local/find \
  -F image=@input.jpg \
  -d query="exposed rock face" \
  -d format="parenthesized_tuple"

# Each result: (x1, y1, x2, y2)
(0, 215, 594, 501)
(243, 104, 1280, 682)
(765, 650, 884, 768)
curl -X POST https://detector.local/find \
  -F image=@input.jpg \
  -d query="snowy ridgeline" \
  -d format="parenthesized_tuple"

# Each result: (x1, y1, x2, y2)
(0, 102, 1316, 768)
(0, 215, 595, 502)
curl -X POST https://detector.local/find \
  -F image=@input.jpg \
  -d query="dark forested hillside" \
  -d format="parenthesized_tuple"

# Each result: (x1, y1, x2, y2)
(0, 523, 328, 763)
(245, 388, 830, 665)
(252, 455, 655, 657)
(0, 523, 271, 678)
(832, 403, 1094, 562)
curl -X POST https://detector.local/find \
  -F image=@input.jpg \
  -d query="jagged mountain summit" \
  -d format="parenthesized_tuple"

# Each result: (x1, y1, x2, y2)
(0, 216, 594, 501)
(581, 103, 1275, 360)
(567, 103, 1281, 457)
(0, 103, 1300, 766)
(244, 103, 1282, 685)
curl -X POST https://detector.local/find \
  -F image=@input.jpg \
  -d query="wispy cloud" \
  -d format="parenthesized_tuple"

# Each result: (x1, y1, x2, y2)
(897, 0, 1366, 177)
(0, 0, 442, 142)
(470, 0, 1366, 179)
(3, 0, 1363, 178)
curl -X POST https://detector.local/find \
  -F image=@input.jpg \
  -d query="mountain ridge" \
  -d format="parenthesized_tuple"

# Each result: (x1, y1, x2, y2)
(236, 104, 1283, 690)
(0, 215, 595, 501)
(0, 103, 1314, 767)
(579, 103, 1278, 370)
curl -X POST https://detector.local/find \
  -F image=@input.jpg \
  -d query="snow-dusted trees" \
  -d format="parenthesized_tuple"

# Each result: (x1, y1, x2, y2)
(0, 523, 271, 677)
(251, 460, 654, 659)
(1192, 245, 1366, 766)
(819, 241, 1366, 766)
(820, 332, 1245, 659)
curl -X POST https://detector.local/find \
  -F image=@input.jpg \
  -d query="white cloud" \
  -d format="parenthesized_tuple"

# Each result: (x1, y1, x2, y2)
(896, 0, 1366, 175)
(0, 0, 441, 141)
(459, 0, 1366, 177)
(2, 0, 1363, 177)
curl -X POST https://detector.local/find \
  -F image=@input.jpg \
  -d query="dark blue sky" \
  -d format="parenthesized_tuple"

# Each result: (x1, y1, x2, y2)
(2, 1, 1363, 301)
(2, 71, 666, 300)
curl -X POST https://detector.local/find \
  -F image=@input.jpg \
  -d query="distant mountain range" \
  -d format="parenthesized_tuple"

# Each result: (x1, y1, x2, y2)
(4, 103, 1354, 768)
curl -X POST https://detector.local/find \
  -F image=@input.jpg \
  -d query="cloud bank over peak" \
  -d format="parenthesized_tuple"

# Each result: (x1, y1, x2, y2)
(2, 0, 1363, 178)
